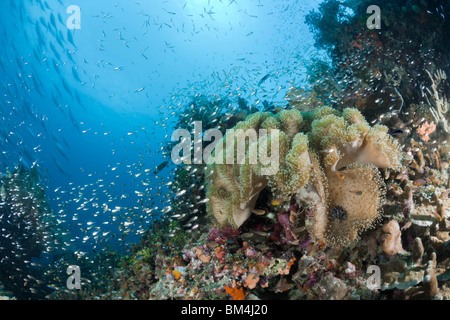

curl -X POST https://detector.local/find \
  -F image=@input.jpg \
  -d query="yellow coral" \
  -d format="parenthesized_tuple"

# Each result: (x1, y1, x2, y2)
(206, 106, 402, 248)
(260, 116, 281, 131)
(206, 111, 311, 228)
(276, 109, 303, 139)
(265, 131, 311, 197)
(310, 108, 402, 171)
(234, 112, 272, 132)
(206, 162, 267, 228)
(310, 106, 340, 121)
(342, 107, 368, 125)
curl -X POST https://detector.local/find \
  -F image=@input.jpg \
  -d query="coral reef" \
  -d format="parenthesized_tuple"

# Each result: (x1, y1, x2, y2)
(0, 165, 60, 299)
(205, 111, 312, 228)
(37, 0, 450, 302)
(206, 107, 402, 247)
(89, 0, 450, 301)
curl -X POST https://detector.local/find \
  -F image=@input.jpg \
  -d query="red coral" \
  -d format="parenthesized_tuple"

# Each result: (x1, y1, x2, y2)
(270, 223, 283, 242)
(224, 286, 246, 300)
(208, 226, 240, 243)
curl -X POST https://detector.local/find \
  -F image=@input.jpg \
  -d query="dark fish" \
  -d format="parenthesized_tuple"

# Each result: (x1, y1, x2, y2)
(258, 74, 270, 86)
(50, 13, 56, 29)
(57, 13, 64, 25)
(53, 157, 70, 176)
(389, 129, 404, 136)
(72, 66, 82, 82)
(67, 29, 76, 47)
(154, 161, 169, 174)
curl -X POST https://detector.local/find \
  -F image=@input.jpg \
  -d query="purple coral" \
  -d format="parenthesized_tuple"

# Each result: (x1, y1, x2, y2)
(306, 272, 319, 287)
(277, 212, 296, 242)
(300, 237, 312, 250)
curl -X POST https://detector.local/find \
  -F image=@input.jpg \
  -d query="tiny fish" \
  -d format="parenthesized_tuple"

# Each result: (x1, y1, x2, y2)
(134, 255, 145, 262)
(413, 179, 427, 186)
(258, 74, 270, 86)
(176, 190, 187, 197)
(254, 231, 269, 237)
(252, 209, 266, 216)
(154, 160, 168, 174)
(271, 198, 288, 206)
(271, 199, 282, 206)
(240, 232, 254, 239)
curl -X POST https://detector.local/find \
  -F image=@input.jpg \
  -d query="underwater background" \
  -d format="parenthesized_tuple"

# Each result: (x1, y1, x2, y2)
(0, 0, 449, 300)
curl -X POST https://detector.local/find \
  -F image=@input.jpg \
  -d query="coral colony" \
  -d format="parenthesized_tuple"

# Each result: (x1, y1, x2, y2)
(1, 0, 450, 301)
(96, 0, 449, 301)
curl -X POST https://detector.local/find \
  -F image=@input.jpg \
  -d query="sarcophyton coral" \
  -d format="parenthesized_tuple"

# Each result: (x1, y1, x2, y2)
(206, 107, 403, 247)
(308, 108, 402, 171)
(309, 161, 385, 247)
(206, 109, 312, 228)
(305, 107, 402, 246)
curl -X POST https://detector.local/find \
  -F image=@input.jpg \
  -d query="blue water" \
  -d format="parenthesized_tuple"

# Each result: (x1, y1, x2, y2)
(0, 0, 323, 250)
(0, 0, 329, 298)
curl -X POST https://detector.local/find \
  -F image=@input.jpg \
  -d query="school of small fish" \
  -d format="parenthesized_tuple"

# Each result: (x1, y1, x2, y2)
(0, 0, 319, 298)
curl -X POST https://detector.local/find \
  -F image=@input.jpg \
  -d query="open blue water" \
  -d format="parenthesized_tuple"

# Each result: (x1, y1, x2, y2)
(0, 0, 323, 266)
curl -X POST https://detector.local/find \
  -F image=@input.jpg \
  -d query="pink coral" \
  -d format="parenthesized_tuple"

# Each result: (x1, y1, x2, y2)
(245, 247, 258, 258)
(416, 121, 436, 142)
(243, 273, 260, 289)
(381, 220, 406, 255)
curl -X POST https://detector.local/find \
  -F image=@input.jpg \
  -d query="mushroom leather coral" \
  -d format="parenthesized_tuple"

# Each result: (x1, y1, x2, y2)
(206, 111, 311, 228)
(311, 164, 384, 247)
(309, 108, 402, 171)
(206, 161, 267, 228)
(206, 107, 403, 247)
